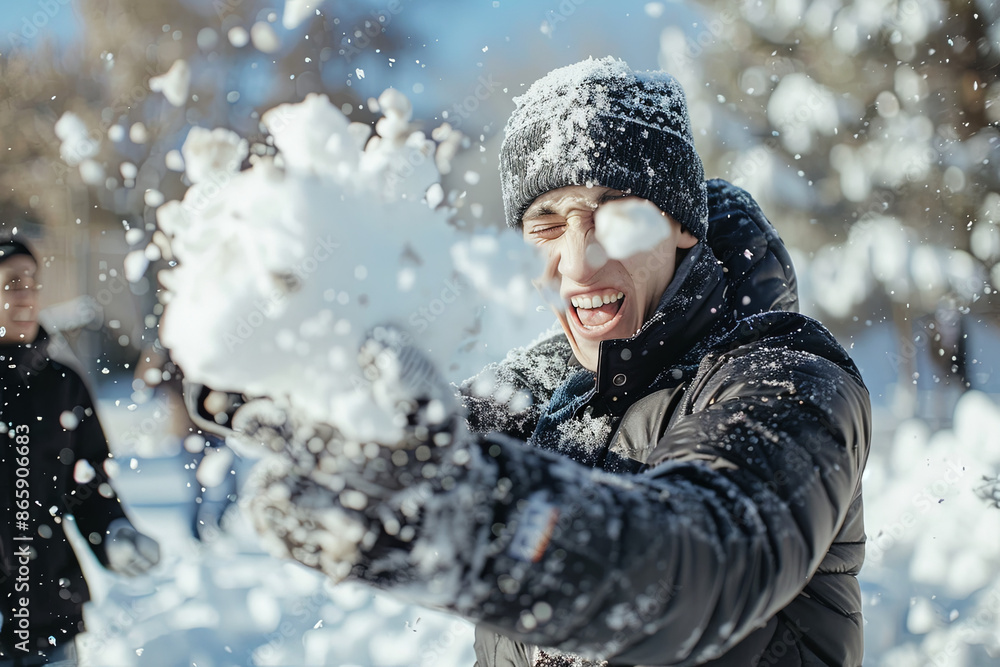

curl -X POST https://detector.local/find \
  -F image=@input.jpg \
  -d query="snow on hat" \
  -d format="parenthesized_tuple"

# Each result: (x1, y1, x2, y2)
(499, 56, 708, 241)
(0, 238, 36, 265)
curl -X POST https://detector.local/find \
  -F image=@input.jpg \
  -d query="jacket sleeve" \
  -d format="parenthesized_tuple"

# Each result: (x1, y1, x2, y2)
(348, 314, 870, 665)
(61, 369, 127, 566)
(250, 314, 869, 664)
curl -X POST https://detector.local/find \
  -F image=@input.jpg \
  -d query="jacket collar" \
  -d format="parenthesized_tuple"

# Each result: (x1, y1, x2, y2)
(594, 242, 725, 416)
(591, 179, 798, 417)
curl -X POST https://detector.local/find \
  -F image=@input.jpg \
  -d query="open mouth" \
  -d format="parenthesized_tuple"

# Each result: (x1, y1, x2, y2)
(569, 291, 625, 333)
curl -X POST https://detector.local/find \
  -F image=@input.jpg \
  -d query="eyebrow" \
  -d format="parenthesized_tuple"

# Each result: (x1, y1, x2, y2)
(597, 190, 626, 204)
(523, 189, 625, 222)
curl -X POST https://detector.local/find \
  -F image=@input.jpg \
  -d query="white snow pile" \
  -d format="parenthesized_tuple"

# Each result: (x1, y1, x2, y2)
(861, 390, 1000, 664)
(799, 216, 989, 319)
(594, 197, 672, 260)
(153, 90, 539, 442)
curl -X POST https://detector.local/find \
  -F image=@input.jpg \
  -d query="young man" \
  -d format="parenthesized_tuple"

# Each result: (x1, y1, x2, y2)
(238, 57, 871, 666)
(0, 236, 160, 666)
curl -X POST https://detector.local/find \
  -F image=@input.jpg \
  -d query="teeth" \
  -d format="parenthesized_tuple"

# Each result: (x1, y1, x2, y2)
(571, 292, 624, 309)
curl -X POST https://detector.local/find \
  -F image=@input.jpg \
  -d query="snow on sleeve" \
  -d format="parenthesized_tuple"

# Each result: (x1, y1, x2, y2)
(594, 197, 672, 259)
(155, 91, 539, 443)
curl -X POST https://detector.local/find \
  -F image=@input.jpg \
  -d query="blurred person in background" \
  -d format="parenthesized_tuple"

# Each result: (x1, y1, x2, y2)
(0, 233, 159, 666)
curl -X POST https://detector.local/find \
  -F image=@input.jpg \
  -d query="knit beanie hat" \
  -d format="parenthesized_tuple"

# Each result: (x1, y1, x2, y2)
(500, 56, 708, 241)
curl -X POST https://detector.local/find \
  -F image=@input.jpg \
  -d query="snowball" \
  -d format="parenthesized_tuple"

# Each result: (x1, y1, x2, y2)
(59, 410, 80, 431)
(78, 159, 105, 186)
(425, 183, 444, 208)
(73, 459, 96, 485)
(149, 59, 191, 107)
(227, 26, 249, 48)
(250, 22, 280, 53)
(55, 112, 98, 166)
(906, 597, 936, 635)
(144, 189, 165, 207)
(184, 434, 206, 453)
(180, 127, 248, 185)
(594, 198, 671, 259)
(124, 250, 149, 282)
(196, 447, 234, 488)
(165, 149, 185, 172)
(129, 122, 148, 144)
(158, 91, 541, 439)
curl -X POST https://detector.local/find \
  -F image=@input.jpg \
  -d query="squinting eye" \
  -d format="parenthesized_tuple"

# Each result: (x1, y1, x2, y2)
(530, 225, 564, 242)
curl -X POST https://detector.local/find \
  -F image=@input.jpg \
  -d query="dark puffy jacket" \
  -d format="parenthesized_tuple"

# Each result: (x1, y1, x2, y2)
(253, 180, 871, 666)
(451, 180, 870, 666)
(0, 328, 126, 659)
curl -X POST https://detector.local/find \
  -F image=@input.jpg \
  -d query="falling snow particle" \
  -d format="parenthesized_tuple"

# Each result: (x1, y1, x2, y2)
(60, 411, 80, 431)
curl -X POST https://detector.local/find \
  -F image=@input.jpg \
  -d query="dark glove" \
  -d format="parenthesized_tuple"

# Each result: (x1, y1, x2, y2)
(246, 325, 469, 583)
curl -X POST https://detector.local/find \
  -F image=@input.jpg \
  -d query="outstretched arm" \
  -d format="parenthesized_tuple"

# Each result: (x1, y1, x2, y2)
(249, 315, 870, 664)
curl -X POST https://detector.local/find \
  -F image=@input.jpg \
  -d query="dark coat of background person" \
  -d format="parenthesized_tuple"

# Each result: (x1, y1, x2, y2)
(0, 327, 126, 658)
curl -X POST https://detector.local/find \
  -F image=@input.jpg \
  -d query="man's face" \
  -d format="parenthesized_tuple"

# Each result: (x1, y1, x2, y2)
(522, 185, 697, 371)
(0, 255, 40, 345)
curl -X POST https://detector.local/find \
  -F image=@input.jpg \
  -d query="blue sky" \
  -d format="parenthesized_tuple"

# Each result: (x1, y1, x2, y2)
(0, 0, 81, 56)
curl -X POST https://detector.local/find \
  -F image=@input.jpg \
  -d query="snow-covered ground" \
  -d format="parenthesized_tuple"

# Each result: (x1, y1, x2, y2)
(77, 396, 477, 667)
(74, 319, 1000, 666)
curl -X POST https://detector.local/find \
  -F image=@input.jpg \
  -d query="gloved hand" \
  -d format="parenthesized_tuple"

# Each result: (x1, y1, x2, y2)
(105, 518, 161, 576)
(247, 325, 469, 584)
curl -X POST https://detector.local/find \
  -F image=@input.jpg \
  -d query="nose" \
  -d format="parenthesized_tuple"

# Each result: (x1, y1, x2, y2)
(555, 212, 598, 283)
